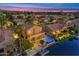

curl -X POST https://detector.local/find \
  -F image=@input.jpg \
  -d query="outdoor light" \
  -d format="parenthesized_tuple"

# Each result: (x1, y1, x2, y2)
(52, 32, 56, 35)
(12, 32, 19, 39)
(6, 21, 13, 27)
(28, 31, 31, 34)
(53, 20, 57, 23)
(56, 30, 61, 34)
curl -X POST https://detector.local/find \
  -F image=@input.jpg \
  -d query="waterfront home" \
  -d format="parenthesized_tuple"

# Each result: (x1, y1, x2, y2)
(44, 23, 64, 37)
(22, 23, 46, 48)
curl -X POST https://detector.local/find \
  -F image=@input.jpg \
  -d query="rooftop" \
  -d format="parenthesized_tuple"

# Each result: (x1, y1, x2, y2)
(47, 23, 64, 32)
(24, 23, 33, 30)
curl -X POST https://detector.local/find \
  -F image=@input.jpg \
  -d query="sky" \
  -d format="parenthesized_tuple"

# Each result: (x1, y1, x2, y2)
(0, 3, 79, 9)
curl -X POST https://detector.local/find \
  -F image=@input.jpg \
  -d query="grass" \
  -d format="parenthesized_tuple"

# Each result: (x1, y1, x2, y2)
(22, 39, 33, 49)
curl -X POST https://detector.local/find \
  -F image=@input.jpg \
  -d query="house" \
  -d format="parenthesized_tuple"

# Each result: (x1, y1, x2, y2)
(22, 23, 46, 43)
(0, 29, 4, 42)
(0, 29, 14, 54)
(44, 23, 64, 37)
(12, 15, 18, 19)
(66, 20, 77, 27)
(13, 19, 25, 25)
(19, 14, 26, 19)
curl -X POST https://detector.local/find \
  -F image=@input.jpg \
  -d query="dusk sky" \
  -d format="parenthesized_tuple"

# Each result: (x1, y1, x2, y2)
(0, 3, 79, 9)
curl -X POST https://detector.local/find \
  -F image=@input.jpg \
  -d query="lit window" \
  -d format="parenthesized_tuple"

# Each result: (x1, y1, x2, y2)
(52, 32, 56, 35)
(28, 31, 31, 35)
(56, 30, 61, 34)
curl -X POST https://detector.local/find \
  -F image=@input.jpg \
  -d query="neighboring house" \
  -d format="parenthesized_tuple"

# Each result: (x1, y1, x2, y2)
(22, 23, 46, 43)
(0, 29, 4, 42)
(0, 29, 5, 50)
(13, 19, 25, 25)
(12, 15, 18, 19)
(66, 20, 77, 27)
(4, 30, 14, 44)
(19, 14, 26, 19)
(0, 28, 14, 54)
(44, 23, 64, 37)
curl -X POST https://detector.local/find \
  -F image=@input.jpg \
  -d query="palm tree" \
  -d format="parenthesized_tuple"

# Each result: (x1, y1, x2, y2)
(67, 26, 76, 35)
(12, 24, 24, 55)
(0, 12, 7, 28)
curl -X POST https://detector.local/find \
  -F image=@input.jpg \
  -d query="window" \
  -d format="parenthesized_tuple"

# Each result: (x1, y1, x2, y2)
(31, 38, 35, 42)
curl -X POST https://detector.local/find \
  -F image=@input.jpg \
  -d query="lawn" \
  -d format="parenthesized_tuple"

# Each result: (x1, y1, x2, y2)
(22, 39, 33, 49)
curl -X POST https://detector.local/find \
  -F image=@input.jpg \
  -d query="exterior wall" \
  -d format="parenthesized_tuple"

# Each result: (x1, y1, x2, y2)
(44, 26, 53, 36)
(33, 26, 42, 34)
(26, 26, 42, 36)
(66, 20, 77, 27)
(22, 26, 46, 43)
(28, 32, 46, 43)
(0, 29, 14, 54)
(45, 25, 63, 37)
(26, 28, 33, 36)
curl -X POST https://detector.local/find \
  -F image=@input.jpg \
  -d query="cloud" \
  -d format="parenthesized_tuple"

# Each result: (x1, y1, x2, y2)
(0, 3, 79, 9)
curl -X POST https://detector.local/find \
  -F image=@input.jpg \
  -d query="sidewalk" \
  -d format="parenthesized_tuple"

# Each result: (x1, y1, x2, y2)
(26, 41, 56, 56)
(26, 47, 42, 56)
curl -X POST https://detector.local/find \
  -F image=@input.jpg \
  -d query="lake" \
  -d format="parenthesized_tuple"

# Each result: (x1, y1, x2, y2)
(46, 39, 79, 56)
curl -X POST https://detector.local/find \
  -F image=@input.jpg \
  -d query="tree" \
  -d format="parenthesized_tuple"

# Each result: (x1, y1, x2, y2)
(40, 40, 44, 45)
(0, 12, 7, 28)
(6, 43, 14, 55)
(11, 24, 24, 54)
(67, 27, 76, 34)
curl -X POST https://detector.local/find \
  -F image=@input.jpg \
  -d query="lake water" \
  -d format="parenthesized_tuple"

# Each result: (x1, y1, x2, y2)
(46, 39, 79, 56)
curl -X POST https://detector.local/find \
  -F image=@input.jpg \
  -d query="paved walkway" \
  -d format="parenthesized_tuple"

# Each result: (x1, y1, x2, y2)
(26, 47, 42, 56)
(26, 41, 56, 56)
